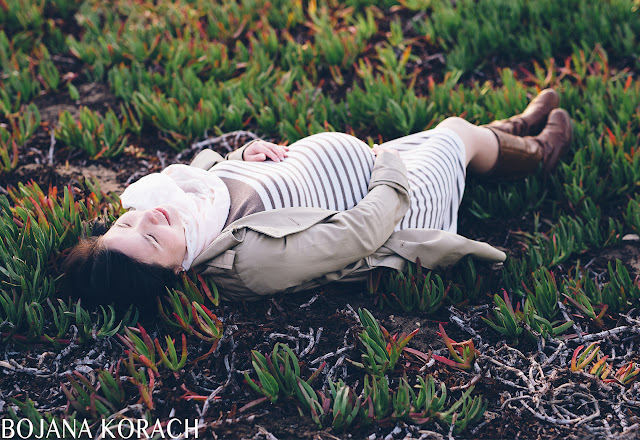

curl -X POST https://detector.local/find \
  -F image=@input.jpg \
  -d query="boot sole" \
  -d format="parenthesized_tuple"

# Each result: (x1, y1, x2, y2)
(543, 109, 573, 174)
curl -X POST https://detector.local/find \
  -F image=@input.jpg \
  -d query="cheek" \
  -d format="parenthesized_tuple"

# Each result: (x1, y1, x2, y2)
(171, 229, 187, 251)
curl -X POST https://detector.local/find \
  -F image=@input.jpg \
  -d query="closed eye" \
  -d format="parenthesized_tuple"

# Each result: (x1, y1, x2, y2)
(148, 234, 158, 244)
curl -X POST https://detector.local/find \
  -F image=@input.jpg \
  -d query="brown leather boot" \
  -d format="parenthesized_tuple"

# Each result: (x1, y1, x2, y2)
(484, 89, 559, 136)
(484, 108, 572, 179)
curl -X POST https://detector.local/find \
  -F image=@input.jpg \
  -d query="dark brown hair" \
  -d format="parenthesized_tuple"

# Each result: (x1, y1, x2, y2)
(61, 220, 179, 315)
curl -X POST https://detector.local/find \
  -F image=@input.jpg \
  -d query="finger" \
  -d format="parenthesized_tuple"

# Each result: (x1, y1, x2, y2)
(245, 152, 266, 162)
(271, 145, 287, 161)
(265, 144, 284, 161)
(261, 143, 286, 160)
(259, 145, 281, 162)
(244, 140, 263, 158)
(279, 145, 289, 158)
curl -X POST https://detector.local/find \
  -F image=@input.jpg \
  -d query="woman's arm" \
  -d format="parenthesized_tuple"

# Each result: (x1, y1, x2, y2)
(233, 139, 288, 162)
(233, 151, 411, 295)
(190, 139, 289, 169)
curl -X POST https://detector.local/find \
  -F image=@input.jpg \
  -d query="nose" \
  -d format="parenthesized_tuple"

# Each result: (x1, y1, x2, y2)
(142, 209, 161, 225)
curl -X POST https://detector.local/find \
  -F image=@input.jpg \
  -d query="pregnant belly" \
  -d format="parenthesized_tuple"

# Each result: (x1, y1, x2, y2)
(213, 132, 376, 211)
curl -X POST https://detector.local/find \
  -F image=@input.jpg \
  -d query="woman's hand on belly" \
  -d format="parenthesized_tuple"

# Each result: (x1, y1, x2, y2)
(243, 140, 289, 162)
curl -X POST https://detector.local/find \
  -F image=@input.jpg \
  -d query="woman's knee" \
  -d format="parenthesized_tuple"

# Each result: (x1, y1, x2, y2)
(436, 117, 469, 131)
(434, 117, 480, 166)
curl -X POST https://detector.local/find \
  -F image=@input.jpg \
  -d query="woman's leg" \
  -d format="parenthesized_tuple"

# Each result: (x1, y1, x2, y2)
(381, 88, 566, 177)
(438, 108, 572, 179)
(437, 89, 571, 178)
(435, 117, 499, 173)
(389, 111, 572, 234)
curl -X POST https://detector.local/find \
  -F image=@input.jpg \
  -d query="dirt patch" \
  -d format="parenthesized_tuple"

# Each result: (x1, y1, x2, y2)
(599, 241, 640, 276)
(38, 103, 79, 124)
(54, 163, 126, 194)
(34, 82, 120, 124)
(2, 161, 131, 195)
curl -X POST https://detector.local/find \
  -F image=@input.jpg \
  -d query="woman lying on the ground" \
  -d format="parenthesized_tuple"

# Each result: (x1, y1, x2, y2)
(62, 89, 572, 309)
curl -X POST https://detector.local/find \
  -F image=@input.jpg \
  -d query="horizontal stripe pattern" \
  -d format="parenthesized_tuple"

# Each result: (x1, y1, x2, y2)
(213, 133, 375, 213)
(212, 128, 466, 233)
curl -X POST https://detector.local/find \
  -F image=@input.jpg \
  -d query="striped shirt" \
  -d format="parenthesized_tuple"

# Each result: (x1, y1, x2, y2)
(211, 129, 466, 233)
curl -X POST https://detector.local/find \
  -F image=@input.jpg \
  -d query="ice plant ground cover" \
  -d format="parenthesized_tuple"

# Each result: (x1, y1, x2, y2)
(1, 0, 640, 438)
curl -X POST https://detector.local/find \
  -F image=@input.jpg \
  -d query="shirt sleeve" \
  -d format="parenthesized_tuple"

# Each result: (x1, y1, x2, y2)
(225, 139, 260, 161)
(232, 151, 411, 295)
(189, 139, 260, 169)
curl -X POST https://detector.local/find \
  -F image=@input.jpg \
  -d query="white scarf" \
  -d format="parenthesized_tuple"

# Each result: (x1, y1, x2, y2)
(118, 164, 230, 271)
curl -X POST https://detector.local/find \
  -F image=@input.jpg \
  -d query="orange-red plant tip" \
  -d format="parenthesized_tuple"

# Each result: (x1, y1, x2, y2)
(432, 354, 455, 366)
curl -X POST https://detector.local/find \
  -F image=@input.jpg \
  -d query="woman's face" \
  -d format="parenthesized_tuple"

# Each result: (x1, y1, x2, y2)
(102, 205, 186, 271)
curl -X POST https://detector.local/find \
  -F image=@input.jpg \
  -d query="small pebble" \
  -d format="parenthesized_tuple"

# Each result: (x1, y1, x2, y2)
(75, 365, 93, 374)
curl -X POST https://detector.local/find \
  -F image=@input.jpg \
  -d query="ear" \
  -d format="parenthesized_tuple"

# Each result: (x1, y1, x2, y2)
(174, 266, 184, 276)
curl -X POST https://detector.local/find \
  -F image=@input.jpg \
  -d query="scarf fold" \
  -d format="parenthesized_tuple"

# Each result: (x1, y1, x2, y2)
(119, 164, 231, 271)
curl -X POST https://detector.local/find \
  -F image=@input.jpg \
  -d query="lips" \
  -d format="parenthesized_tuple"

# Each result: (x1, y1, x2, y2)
(155, 208, 171, 225)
